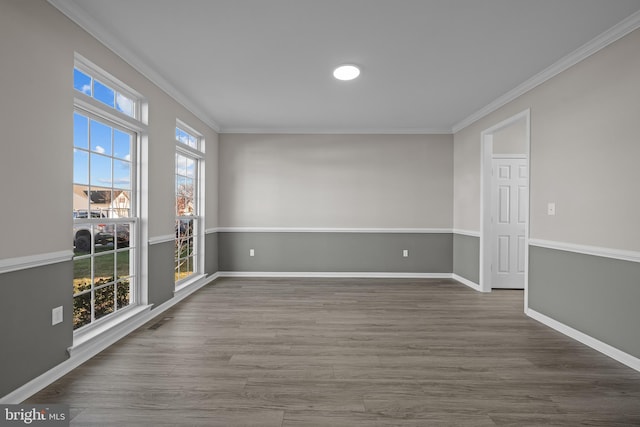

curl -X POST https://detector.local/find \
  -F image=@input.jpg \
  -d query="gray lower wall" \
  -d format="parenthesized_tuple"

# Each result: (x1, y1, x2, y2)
(218, 232, 453, 273)
(453, 234, 479, 284)
(205, 232, 219, 275)
(148, 241, 175, 308)
(529, 245, 640, 359)
(0, 261, 73, 397)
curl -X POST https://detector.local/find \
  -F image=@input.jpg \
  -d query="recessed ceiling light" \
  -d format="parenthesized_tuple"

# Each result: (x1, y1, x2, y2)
(333, 64, 360, 81)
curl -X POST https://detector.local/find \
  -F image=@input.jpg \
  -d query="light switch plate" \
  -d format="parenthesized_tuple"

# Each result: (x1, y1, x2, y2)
(547, 202, 556, 216)
(402, 250, 409, 257)
(249, 249, 255, 257)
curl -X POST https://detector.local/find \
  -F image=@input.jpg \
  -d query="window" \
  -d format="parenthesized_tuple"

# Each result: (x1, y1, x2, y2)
(175, 124, 204, 285)
(73, 57, 143, 330)
(73, 68, 136, 118)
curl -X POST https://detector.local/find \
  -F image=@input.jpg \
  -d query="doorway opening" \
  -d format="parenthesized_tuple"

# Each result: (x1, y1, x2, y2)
(480, 110, 530, 309)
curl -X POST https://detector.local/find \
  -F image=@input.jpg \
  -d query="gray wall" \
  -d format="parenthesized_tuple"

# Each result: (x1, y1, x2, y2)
(147, 242, 176, 308)
(205, 232, 219, 275)
(529, 246, 640, 358)
(219, 232, 452, 274)
(0, 262, 73, 397)
(453, 234, 479, 284)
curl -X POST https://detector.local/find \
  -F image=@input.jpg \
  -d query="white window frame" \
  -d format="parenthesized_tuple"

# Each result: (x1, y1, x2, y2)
(175, 120, 205, 290)
(72, 53, 149, 340)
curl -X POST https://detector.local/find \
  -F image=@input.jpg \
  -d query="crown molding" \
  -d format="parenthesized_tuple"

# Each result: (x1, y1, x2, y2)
(48, 0, 221, 133)
(219, 128, 453, 135)
(216, 227, 453, 234)
(452, 9, 640, 134)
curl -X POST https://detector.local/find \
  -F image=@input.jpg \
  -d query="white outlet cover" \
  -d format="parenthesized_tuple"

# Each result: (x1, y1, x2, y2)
(52, 306, 63, 325)
(403, 250, 409, 257)
(249, 249, 255, 257)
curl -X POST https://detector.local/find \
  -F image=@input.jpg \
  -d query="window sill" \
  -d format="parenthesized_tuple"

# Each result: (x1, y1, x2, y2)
(174, 273, 208, 296)
(68, 304, 152, 357)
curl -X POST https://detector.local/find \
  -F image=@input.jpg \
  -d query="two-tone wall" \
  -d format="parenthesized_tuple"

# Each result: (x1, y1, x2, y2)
(453, 26, 640, 364)
(0, 0, 218, 398)
(217, 133, 454, 275)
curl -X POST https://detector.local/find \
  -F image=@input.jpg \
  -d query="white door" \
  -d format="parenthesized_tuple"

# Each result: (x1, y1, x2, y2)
(491, 157, 527, 289)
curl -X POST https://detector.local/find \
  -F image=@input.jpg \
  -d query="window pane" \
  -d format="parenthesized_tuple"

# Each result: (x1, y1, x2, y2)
(73, 293, 92, 329)
(117, 280, 130, 309)
(90, 120, 112, 155)
(73, 222, 92, 255)
(73, 150, 89, 185)
(116, 224, 130, 249)
(95, 223, 115, 251)
(188, 134, 198, 149)
(112, 191, 131, 219)
(73, 69, 92, 96)
(113, 160, 131, 190)
(176, 128, 188, 145)
(74, 113, 89, 149)
(73, 258, 92, 293)
(90, 154, 112, 188)
(95, 284, 115, 320)
(94, 80, 115, 108)
(186, 157, 196, 178)
(116, 249, 131, 279)
(113, 129, 131, 160)
(116, 92, 134, 117)
(93, 252, 114, 286)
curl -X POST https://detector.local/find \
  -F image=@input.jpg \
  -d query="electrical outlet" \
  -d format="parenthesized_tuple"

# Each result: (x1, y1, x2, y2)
(402, 249, 409, 258)
(249, 249, 255, 257)
(52, 306, 63, 326)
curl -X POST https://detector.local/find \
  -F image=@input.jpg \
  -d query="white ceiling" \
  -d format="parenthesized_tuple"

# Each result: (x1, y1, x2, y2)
(51, 0, 640, 133)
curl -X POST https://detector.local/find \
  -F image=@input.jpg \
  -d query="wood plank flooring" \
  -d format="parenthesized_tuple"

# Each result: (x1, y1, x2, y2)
(27, 278, 640, 426)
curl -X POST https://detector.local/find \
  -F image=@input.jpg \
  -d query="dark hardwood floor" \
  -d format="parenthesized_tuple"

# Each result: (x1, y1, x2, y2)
(27, 278, 640, 426)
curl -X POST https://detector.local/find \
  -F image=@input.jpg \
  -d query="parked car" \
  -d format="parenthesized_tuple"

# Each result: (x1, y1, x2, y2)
(73, 210, 107, 252)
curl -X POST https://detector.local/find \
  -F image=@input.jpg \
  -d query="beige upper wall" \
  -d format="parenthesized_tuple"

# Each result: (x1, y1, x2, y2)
(454, 27, 640, 251)
(219, 134, 453, 229)
(0, 0, 218, 259)
(492, 118, 527, 155)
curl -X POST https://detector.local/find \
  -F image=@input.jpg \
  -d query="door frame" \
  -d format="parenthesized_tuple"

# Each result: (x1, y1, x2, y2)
(479, 109, 530, 309)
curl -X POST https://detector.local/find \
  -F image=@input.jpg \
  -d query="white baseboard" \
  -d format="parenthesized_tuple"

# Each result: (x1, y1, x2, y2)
(0, 273, 219, 404)
(527, 308, 640, 373)
(451, 274, 481, 291)
(217, 271, 452, 279)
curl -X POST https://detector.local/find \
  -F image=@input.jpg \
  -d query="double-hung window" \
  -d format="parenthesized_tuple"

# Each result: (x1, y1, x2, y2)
(175, 124, 204, 286)
(72, 55, 144, 330)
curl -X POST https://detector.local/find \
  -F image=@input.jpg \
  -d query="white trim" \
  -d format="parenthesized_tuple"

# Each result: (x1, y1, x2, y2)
(205, 228, 218, 235)
(48, 0, 221, 133)
(69, 304, 152, 356)
(529, 239, 640, 264)
(451, 274, 482, 292)
(452, 229, 480, 238)
(0, 274, 218, 404)
(218, 271, 452, 279)
(220, 128, 452, 135)
(148, 234, 175, 245)
(0, 250, 74, 275)
(492, 154, 528, 160)
(453, 10, 640, 133)
(216, 227, 453, 234)
(527, 308, 640, 373)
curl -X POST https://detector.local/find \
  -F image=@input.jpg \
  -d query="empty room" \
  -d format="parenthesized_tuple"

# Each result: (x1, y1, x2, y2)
(1, 1, 639, 425)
